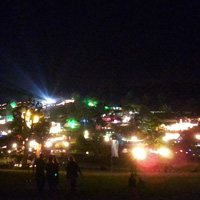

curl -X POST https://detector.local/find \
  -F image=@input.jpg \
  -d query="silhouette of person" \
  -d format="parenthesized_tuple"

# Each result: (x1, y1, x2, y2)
(33, 154, 46, 195)
(128, 173, 137, 188)
(66, 155, 82, 193)
(46, 156, 55, 191)
(138, 177, 145, 190)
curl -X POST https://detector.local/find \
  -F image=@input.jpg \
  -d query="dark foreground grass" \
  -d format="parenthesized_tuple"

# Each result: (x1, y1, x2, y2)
(0, 169, 200, 200)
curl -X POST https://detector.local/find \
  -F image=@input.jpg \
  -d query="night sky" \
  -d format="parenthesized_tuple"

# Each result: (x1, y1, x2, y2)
(0, 1, 200, 102)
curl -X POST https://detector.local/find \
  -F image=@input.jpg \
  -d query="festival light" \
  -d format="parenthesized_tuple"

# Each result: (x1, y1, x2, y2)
(29, 140, 39, 150)
(26, 110, 31, 117)
(163, 121, 198, 131)
(50, 122, 61, 134)
(42, 98, 56, 105)
(163, 133, 180, 142)
(45, 141, 52, 148)
(12, 143, 17, 148)
(132, 147, 147, 160)
(7, 115, 14, 122)
(131, 136, 138, 142)
(84, 130, 89, 139)
(0, 119, 6, 124)
(33, 115, 39, 124)
(104, 135, 110, 142)
(83, 99, 98, 107)
(122, 116, 131, 123)
(56, 99, 75, 106)
(63, 141, 69, 147)
(158, 147, 173, 158)
(66, 118, 79, 129)
(10, 102, 17, 108)
(195, 134, 200, 140)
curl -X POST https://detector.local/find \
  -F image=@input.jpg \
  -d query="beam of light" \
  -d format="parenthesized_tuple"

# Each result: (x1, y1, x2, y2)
(0, 58, 60, 102)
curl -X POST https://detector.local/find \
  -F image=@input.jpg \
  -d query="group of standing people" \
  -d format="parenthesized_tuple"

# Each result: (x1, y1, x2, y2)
(33, 154, 82, 195)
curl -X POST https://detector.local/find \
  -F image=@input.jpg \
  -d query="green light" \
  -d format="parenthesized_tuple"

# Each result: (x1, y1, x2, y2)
(105, 106, 109, 110)
(87, 100, 97, 107)
(66, 118, 78, 129)
(83, 99, 98, 107)
(55, 173, 57, 177)
(7, 115, 14, 121)
(10, 102, 17, 108)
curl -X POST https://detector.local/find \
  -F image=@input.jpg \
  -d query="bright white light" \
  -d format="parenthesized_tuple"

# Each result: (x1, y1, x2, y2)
(158, 147, 172, 158)
(63, 141, 69, 147)
(1, 131, 7, 135)
(12, 143, 17, 148)
(45, 141, 52, 148)
(195, 134, 200, 140)
(49, 137, 64, 142)
(8, 150, 11, 153)
(42, 98, 56, 106)
(131, 136, 138, 142)
(163, 133, 180, 142)
(84, 130, 89, 139)
(112, 119, 120, 124)
(163, 121, 198, 131)
(132, 147, 147, 160)
(86, 151, 89, 154)
(29, 140, 39, 150)
(56, 99, 75, 106)
(50, 122, 61, 134)
(0, 119, 6, 124)
(122, 116, 131, 123)
(104, 135, 110, 142)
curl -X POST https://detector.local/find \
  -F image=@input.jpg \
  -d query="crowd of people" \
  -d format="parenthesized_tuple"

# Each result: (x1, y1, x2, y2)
(33, 154, 82, 196)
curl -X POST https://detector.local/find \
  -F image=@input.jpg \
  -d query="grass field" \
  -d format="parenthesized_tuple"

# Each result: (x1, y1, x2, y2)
(0, 169, 200, 200)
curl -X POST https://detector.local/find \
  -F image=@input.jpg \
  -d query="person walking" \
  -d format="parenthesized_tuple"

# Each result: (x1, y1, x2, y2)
(45, 156, 55, 192)
(66, 155, 82, 193)
(33, 154, 46, 195)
